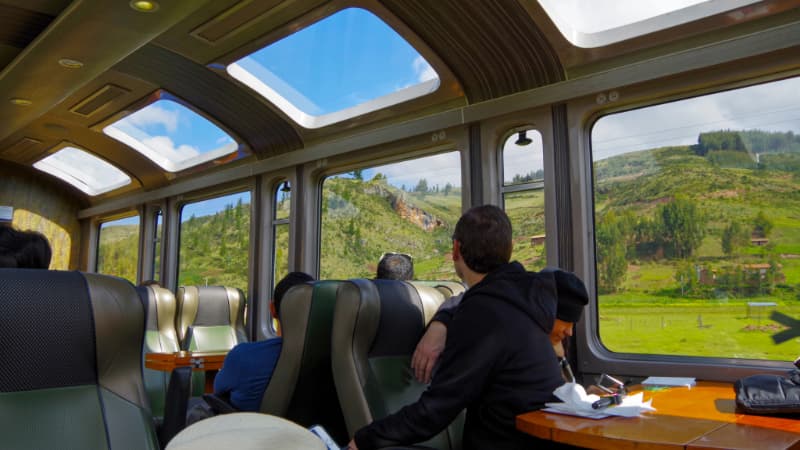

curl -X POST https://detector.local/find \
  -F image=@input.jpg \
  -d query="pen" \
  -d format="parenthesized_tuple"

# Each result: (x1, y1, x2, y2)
(592, 394, 622, 409)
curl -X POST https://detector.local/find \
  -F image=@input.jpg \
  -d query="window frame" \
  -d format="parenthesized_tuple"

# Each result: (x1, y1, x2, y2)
(175, 185, 254, 301)
(573, 73, 800, 382)
(95, 211, 142, 283)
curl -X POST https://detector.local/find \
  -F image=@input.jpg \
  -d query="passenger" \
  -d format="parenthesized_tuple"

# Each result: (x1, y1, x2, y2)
(348, 205, 576, 450)
(0, 226, 52, 269)
(412, 268, 588, 384)
(376, 252, 413, 280)
(187, 271, 314, 421)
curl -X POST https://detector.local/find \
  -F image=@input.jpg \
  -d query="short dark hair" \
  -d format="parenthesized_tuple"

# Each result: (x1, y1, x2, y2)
(452, 205, 512, 274)
(0, 227, 52, 269)
(273, 271, 314, 318)
(376, 253, 414, 280)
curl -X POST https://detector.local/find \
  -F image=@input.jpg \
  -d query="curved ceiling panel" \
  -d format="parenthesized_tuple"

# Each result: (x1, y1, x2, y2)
(382, 0, 564, 103)
(113, 44, 303, 159)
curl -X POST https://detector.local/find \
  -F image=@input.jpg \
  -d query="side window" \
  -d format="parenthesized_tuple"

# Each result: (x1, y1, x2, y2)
(273, 181, 291, 287)
(97, 215, 140, 282)
(502, 129, 546, 271)
(320, 151, 462, 280)
(178, 192, 251, 296)
(151, 209, 163, 282)
(591, 76, 800, 361)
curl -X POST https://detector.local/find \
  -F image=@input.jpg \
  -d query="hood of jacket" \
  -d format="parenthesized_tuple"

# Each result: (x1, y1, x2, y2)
(462, 261, 558, 334)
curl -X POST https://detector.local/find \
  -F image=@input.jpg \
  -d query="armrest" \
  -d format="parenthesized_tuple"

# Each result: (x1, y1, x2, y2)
(202, 393, 238, 415)
(159, 366, 192, 447)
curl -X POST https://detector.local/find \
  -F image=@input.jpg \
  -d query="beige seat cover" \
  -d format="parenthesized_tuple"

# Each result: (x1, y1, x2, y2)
(166, 413, 325, 450)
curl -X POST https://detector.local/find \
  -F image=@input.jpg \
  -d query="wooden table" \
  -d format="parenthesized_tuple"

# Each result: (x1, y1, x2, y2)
(516, 382, 800, 449)
(145, 351, 228, 393)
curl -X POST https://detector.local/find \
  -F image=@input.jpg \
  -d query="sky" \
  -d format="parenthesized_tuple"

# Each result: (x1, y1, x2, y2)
(232, 7, 437, 116)
(592, 76, 800, 161)
(537, 0, 759, 46)
(103, 98, 238, 172)
(539, 0, 709, 34)
(34, 146, 131, 195)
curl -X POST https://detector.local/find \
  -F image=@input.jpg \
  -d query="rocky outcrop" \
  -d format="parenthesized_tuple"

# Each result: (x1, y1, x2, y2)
(366, 183, 444, 232)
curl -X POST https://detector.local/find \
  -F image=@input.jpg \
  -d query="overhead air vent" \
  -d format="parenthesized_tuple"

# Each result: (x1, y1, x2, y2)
(0, 137, 43, 164)
(69, 84, 130, 117)
(191, 0, 283, 44)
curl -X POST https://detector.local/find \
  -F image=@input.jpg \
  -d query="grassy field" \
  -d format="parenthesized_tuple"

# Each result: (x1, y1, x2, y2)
(600, 298, 800, 360)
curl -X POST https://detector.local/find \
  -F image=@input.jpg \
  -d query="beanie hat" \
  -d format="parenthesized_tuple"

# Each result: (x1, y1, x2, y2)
(552, 269, 589, 322)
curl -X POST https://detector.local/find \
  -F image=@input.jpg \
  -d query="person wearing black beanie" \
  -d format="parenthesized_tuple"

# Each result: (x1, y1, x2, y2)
(551, 269, 590, 323)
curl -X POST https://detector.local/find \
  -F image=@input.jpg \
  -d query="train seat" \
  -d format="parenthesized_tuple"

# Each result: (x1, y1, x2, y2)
(176, 285, 248, 351)
(259, 280, 349, 443)
(136, 283, 182, 423)
(331, 279, 464, 450)
(409, 280, 466, 301)
(0, 269, 158, 449)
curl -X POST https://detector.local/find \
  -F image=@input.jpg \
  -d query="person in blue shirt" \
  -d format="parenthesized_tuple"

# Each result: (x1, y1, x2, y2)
(204, 271, 314, 412)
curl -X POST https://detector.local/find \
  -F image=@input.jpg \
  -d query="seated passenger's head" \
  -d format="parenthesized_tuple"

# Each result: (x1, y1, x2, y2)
(271, 271, 315, 320)
(376, 252, 414, 280)
(548, 269, 589, 344)
(0, 227, 52, 269)
(452, 205, 512, 276)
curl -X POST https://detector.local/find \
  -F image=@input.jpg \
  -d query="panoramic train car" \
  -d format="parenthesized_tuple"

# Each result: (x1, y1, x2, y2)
(2, 0, 800, 448)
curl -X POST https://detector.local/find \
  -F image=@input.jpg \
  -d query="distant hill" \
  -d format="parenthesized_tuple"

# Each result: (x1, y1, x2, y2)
(320, 176, 461, 280)
(594, 129, 800, 296)
(98, 129, 800, 296)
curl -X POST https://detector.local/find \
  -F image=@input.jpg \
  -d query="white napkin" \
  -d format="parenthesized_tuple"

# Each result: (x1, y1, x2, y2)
(543, 383, 656, 419)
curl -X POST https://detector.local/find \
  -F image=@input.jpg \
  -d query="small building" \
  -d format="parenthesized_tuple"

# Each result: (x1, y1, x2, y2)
(530, 234, 546, 246)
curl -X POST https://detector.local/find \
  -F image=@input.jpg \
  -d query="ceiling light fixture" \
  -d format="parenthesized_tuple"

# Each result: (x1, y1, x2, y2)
(10, 98, 32, 106)
(280, 181, 291, 193)
(515, 130, 532, 146)
(58, 58, 84, 69)
(130, 0, 159, 12)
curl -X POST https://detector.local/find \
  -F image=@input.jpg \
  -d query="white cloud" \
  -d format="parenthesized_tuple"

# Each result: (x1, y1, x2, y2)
(363, 151, 462, 190)
(592, 77, 800, 160)
(142, 135, 199, 161)
(127, 105, 180, 133)
(412, 56, 438, 83)
(502, 131, 545, 182)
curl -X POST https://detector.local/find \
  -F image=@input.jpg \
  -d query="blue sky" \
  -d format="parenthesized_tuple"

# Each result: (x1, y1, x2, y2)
(234, 7, 437, 116)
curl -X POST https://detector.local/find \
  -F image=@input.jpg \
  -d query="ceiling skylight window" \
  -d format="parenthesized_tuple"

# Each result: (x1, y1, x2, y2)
(34, 146, 131, 196)
(227, 7, 439, 129)
(537, 0, 759, 48)
(103, 97, 240, 172)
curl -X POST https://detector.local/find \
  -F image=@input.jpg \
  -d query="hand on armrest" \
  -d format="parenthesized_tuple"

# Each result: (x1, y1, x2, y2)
(411, 321, 447, 384)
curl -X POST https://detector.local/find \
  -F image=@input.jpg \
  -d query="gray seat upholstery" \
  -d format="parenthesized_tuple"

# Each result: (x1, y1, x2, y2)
(331, 279, 465, 450)
(176, 285, 248, 351)
(0, 269, 158, 449)
(136, 283, 181, 422)
(260, 280, 349, 443)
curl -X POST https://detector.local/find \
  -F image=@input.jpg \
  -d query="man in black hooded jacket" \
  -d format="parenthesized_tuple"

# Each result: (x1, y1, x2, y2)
(348, 205, 579, 450)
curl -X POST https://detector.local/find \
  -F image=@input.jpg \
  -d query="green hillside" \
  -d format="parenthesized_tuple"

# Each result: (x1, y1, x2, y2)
(319, 176, 461, 280)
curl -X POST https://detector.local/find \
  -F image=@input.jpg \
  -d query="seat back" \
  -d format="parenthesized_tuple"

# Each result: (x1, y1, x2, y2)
(331, 279, 464, 450)
(176, 285, 248, 351)
(411, 280, 466, 300)
(136, 283, 181, 421)
(0, 269, 158, 449)
(261, 280, 349, 444)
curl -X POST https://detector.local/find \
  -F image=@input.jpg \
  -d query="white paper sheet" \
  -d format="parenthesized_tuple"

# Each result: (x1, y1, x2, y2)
(544, 383, 656, 419)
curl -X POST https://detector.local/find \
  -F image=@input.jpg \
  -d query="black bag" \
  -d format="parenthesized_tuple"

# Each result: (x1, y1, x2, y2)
(734, 370, 800, 415)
